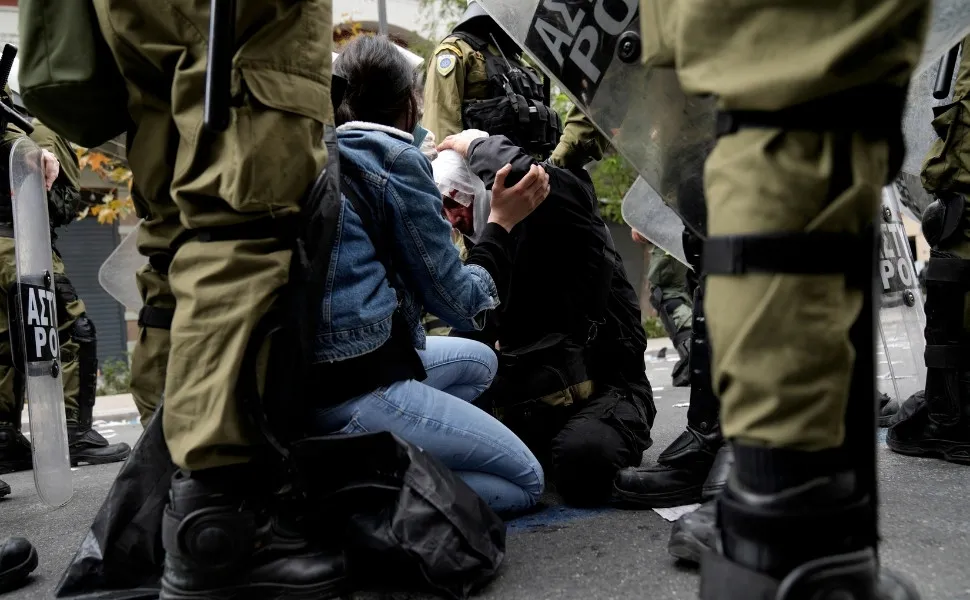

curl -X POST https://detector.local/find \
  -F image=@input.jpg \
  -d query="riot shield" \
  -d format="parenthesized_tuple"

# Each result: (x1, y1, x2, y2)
(477, 0, 970, 240)
(98, 221, 147, 312)
(877, 184, 927, 405)
(9, 136, 72, 507)
(620, 176, 688, 267)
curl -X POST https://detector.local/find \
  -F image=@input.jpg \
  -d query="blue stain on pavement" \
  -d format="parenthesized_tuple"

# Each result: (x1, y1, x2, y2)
(507, 505, 611, 532)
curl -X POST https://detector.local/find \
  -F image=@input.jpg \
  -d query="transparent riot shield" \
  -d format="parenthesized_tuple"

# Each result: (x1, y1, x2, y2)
(477, 0, 970, 240)
(98, 220, 147, 312)
(621, 176, 688, 267)
(877, 184, 927, 404)
(9, 137, 72, 507)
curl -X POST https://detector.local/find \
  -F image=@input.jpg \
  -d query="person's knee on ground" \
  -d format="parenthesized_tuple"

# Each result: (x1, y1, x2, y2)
(550, 393, 648, 506)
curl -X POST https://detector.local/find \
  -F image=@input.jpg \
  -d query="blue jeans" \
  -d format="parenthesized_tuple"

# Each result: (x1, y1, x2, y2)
(313, 336, 545, 514)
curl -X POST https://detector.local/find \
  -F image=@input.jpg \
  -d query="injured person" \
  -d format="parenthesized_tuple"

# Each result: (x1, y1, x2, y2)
(434, 131, 657, 506)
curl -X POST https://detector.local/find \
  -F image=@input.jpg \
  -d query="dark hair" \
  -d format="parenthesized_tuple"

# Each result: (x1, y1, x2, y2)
(334, 35, 420, 129)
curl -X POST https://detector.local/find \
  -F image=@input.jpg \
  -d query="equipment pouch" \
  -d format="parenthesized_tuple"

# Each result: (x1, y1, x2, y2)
(18, 0, 130, 147)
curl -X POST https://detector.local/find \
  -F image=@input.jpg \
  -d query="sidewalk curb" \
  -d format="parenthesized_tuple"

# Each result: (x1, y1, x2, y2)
(21, 392, 141, 426)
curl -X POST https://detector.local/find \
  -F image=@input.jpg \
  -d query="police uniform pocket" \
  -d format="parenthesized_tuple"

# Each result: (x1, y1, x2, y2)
(213, 67, 330, 216)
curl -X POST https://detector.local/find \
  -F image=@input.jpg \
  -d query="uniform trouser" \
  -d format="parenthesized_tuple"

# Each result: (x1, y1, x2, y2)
(647, 246, 692, 339)
(0, 239, 88, 426)
(92, 0, 333, 471)
(640, 0, 928, 451)
(921, 38, 970, 294)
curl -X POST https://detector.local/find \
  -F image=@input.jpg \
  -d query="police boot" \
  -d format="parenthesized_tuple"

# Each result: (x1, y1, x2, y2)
(68, 402, 131, 467)
(666, 446, 734, 563)
(0, 537, 38, 594)
(613, 282, 721, 507)
(888, 248, 970, 463)
(160, 467, 350, 600)
(671, 329, 691, 388)
(700, 448, 918, 600)
(0, 423, 33, 474)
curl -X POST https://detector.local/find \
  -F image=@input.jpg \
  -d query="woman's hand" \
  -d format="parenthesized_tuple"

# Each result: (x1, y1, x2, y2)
(41, 149, 59, 191)
(487, 163, 550, 232)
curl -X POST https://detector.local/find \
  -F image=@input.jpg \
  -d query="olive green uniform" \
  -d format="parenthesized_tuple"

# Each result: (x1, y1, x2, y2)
(422, 36, 609, 170)
(0, 124, 86, 427)
(647, 246, 692, 333)
(921, 39, 970, 268)
(637, 0, 927, 451)
(91, 0, 333, 470)
(885, 38, 970, 460)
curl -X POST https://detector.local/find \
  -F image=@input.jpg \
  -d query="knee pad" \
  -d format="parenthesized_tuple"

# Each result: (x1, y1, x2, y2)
(921, 193, 964, 249)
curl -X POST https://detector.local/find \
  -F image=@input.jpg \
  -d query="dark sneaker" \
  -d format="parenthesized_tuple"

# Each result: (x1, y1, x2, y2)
(888, 391, 970, 464)
(879, 392, 900, 428)
(0, 425, 32, 474)
(69, 426, 132, 467)
(0, 537, 38, 594)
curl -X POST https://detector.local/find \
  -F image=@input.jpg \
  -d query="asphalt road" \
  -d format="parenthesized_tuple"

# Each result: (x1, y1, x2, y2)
(2, 350, 969, 599)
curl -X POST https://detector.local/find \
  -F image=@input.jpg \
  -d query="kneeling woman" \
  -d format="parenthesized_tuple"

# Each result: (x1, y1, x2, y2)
(312, 35, 549, 515)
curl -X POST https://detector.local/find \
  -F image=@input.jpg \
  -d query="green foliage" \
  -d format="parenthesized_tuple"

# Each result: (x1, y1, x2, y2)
(97, 357, 131, 396)
(550, 90, 635, 226)
(642, 316, 667, 340)
(419, 0, 468, 36)
(590, 153, 637, 225)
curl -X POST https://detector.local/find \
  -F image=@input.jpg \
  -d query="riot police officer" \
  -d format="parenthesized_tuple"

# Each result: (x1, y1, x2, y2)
(889, 37, 970, 463)
(423, 1, 607, 168)
(632, 229, 693, 387)
(0, 117, 131, 473)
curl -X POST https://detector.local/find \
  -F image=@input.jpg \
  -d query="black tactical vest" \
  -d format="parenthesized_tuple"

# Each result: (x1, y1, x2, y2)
(452, 31, 562, 157)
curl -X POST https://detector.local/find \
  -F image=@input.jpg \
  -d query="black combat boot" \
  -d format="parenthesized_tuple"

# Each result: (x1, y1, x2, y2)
(160, 467, 350, 600)
(666, 445, 733, 563)
(0, 423, 32, 474)
(888, 251, 970, 463)
(0, 477, 9, 498)
(700, 446, 918, 600)
(68, 424, 131, 467)
(0, 537, 38, 593)
(613, 278, 721, 507)
(671, 329, 691, 388)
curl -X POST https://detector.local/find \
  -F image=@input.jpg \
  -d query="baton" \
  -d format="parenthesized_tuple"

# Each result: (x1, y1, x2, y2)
(933, 44, 961, 100)
(204, 0, 236, 132)
(0, 44, 31, 134)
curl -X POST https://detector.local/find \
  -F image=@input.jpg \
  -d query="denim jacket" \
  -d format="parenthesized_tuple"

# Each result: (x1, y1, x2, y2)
(313, 122, 499, 363)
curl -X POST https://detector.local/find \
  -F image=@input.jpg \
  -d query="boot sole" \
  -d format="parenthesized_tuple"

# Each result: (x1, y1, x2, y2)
(612, 483, 703, 509)
(886, 439, 970, 465)
(667, 528, 705, 565)
(160, 574, 354, 600)
(0, 545, 38, 593)
(71, 448, 132, 467)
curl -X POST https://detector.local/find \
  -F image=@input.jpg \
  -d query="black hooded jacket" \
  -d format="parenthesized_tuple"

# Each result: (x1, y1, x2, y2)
(464, 135, 655, 420)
